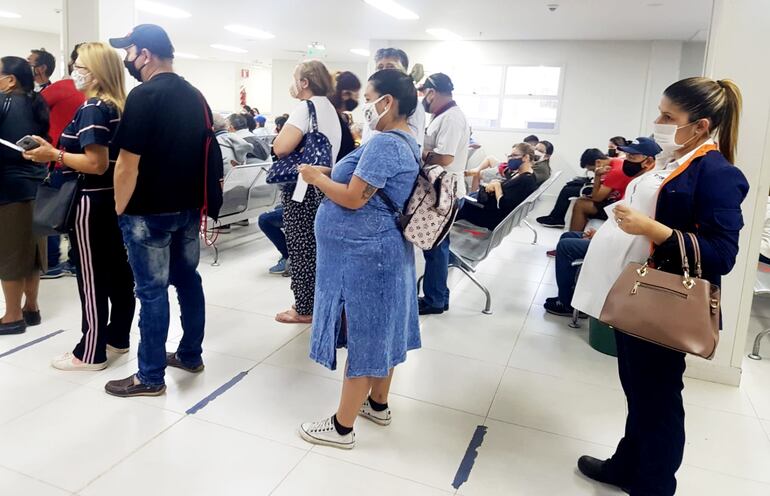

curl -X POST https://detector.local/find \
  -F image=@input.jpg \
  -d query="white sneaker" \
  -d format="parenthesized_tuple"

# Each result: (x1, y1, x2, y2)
(106, 344, 129, 355)
(51, 352, 107, 371)
(299, 416, 355, 450)
(359, 399, 392, 426)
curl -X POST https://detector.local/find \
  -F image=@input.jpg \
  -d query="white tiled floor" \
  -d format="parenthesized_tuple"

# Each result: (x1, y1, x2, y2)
(2, 210, 770, 495)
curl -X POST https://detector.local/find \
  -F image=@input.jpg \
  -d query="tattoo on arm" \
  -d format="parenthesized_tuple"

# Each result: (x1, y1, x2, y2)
(362, 183, 378, 201)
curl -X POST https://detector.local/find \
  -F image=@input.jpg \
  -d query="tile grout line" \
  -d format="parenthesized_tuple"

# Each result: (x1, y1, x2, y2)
(0, 460, 75, 494)
(266, 449, 313, 496)
(76, 415, 188, 494)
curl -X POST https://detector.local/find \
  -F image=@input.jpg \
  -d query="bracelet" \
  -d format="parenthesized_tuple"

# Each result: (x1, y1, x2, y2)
(56, 150, 65, 166)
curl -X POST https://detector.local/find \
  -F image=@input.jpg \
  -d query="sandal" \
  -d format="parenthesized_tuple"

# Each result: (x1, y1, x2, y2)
(275, 308, 312, 324)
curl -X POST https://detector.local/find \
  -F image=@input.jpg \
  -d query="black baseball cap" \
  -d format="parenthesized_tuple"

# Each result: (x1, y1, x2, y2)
(619, 137, 662, 158)
(419, 73, 454, 93)
(109, 24, 175, 58)
(580, 148, 607, 168)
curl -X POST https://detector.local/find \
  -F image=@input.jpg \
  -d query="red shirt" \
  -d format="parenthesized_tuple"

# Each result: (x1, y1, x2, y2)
(41, 79, 86, 146)
(602, 157, 633, 201)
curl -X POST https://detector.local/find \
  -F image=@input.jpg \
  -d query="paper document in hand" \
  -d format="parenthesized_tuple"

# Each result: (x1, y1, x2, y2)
(292, 175, 309, 202)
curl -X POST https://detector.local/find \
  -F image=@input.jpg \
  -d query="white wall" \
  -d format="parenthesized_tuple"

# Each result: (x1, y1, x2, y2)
(679, 41, 707, 79)
(173, 59, 271, 115)
(0, 27, 61, 78)
(369, 39, 694, 191)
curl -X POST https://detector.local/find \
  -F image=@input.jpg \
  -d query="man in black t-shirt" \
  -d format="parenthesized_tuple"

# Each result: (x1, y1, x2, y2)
(105, 24, 223, 398)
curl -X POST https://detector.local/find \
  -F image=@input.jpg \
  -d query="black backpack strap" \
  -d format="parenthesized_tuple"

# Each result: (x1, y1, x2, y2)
(305, 99, 319, 133)
(375, 131, 420, 215)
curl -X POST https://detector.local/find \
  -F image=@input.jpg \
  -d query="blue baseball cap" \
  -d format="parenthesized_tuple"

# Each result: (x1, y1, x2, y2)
(619, 137, 662, 158)
(255, 115, 267, 125)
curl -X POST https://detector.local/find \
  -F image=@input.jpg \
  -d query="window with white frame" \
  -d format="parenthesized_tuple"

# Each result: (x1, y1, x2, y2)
(448, 65, 563, 131)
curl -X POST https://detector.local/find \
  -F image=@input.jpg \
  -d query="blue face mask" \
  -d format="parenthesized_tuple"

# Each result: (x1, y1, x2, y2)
(507, 158, 523, 170)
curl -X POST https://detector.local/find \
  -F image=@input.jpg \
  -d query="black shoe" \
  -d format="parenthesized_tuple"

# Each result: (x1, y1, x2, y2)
(536, 215, 565, 229)
(166, 352, 205, 373)
(577, 456, 630, 493)
(545, 296, 559, 304)
(544, 299, 577, 317)
(23, 310, 41, 327)
(0, 319, 26, 335)
(105, 374, 166, 397)
(418, 297, 446, 315)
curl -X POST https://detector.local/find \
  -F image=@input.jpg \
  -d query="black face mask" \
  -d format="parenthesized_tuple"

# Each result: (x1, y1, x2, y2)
(608, 148, 618, 158)
(622, 159, 645, 177)
(123, 55, 144, 83)
(342, 98, 358, 112)
(422, 94, 432, 113)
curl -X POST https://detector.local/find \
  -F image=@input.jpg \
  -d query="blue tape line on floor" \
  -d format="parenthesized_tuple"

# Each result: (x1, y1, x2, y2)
(186, 370, 249, 415)
(0, 329, 66, 359)
(452, 425, 487, 490)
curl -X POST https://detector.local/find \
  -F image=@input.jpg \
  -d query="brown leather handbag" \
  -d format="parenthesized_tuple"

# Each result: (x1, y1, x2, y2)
(599, 230, 721, 359)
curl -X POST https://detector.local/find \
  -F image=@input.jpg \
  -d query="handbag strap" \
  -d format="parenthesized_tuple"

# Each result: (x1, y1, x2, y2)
(686, 232, 703, 278)
(305, 99, 319, 133)
(0, 95, 11, 129)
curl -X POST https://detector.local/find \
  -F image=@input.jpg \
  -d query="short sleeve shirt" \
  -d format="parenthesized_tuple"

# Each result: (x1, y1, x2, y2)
(285, 96, 342, 165)
(58, 98, 120, 189)
(113, 73, 212, 215)
(424, 105, 470, 196)
(602, 157, 633, 201)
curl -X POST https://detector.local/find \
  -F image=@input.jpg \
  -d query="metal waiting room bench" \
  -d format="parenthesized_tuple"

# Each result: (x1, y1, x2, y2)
(439, 171, 563, 314)
(748, 262, 770, 360)
(205, 160, 280, 265)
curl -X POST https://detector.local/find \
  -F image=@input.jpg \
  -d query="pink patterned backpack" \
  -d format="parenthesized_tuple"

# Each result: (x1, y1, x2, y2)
(378, 133, 460, 250)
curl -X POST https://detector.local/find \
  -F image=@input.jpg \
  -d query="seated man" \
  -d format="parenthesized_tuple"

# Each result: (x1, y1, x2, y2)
(544, 137, 661, 316)
(456, 143, 539, 230)
(258, 206, 290, 276)
(532, 140, 553, 185)
(214, 114, 251, 178)
(227, 113, 270, 161)
(568, 151, 633, 232)
(544, 230, 594, 316)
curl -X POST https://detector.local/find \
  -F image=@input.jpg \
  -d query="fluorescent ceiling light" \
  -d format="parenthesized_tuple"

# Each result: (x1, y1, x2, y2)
(308, 42, 326, 50)
(210, 44, 248, 54)
(350, 48, 370, 57)
(363, 0, 419, 20)
(136, 1, 191, 18)
(224, 24, 275, 39)
(174, 52, 200, 59)
(426, 28, 462, 41)
(0, 10, 22, 18)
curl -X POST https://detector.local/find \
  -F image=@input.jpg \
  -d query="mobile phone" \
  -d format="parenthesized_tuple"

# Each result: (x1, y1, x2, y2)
(16, 135, 40, 151)
(608, 148, 618, 158)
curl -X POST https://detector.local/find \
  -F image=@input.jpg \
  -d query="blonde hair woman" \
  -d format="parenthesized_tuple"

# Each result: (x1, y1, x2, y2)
(24, 42, 136, 370)
(272, 59, 342, 323)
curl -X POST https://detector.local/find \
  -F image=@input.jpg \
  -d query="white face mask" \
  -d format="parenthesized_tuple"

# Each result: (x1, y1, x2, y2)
(362, 95, 390, 131)
(653, 122, 698, 152)
(71, 70, 91, 91)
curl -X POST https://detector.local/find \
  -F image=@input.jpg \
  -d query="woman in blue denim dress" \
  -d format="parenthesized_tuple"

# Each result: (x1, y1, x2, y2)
(296, 70, 420, 449)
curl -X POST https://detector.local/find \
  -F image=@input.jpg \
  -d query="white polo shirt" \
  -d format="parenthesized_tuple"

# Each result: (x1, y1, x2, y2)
(423, 104, 470, 197)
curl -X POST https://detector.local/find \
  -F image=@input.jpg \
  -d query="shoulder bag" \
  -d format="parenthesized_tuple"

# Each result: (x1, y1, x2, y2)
(266, 100, 332, 184)
(599, 230, 720, 359)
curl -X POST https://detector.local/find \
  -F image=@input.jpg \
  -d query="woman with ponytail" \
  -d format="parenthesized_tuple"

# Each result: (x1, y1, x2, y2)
(22, 42, 136, 370)
(0, 56, 50, 336)
(574, 77, 749, 495)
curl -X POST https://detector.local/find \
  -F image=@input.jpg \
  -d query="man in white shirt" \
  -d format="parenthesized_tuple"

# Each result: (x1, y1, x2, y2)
(418, 73, 470, 315)
(361, 47, 425, 149)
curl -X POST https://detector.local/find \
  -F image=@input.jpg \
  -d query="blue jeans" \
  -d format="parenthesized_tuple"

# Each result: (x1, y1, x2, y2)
(555, 231, 590, 307)
(47, 235, 61, 267)
(422, 199, 464, 309)
(257, 206, 287, 259)
(119, 210, 205, 386)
